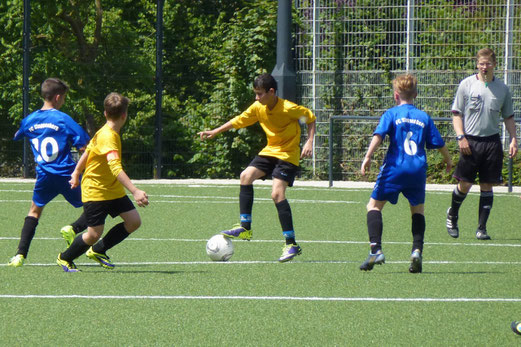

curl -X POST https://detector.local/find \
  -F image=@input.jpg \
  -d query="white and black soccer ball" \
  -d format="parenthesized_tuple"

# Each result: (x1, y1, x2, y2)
(206, 234, 234, 261)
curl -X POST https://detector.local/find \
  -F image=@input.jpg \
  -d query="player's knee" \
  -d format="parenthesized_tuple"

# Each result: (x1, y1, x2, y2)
(239, 170, 255, 184)
(271, 191, 285, 203)
(124, 216, 141, 233)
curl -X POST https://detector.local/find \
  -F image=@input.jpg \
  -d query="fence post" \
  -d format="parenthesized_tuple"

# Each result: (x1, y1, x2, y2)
(22, 0, 31, 178)
(154, 0, 164, 179)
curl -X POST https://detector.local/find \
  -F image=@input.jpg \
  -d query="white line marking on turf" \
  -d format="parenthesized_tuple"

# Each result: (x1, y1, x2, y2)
(1, 260, 520, 267)
(0, 237, 520, 248)
(0, 294, 519, 302)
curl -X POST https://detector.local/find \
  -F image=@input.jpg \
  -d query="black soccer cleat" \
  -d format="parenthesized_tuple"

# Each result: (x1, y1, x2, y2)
(446, 208, 459, 238)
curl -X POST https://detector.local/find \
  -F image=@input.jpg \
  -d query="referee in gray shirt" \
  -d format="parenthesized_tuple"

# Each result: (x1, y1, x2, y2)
(446, 48, 517, 240)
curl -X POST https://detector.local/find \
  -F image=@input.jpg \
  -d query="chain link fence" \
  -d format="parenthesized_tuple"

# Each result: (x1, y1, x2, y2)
(294, 0, 521, 181)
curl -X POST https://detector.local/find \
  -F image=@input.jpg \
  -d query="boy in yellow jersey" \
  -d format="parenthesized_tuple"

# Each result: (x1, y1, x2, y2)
(57, 92, 149, 272)
(199, 73, 316, 262)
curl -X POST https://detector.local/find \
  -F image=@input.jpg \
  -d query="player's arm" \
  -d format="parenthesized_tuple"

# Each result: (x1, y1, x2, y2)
(106, 151, 149, 207)
(361, 134, 383, 175)
(301, 120, 316, 158)
(437, 146, 453, 173)
(198, 121, 234, 140)
(504, 115, 518, 158)
(452, 112, 471, 155)
(69, 150, 89, 189)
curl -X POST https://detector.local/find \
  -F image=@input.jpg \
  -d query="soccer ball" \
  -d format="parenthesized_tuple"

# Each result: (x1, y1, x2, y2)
(206, 234, 234, 261)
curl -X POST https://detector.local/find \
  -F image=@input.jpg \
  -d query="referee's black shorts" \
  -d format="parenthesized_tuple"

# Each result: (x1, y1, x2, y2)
(453, 134, 503, 184)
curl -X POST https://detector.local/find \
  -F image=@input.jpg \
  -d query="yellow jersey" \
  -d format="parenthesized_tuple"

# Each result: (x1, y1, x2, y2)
(230, 98, 316, 166)
(81, 124, 126, 202)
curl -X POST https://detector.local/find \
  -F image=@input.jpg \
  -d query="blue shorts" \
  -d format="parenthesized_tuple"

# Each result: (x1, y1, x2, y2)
(371, 181, 425, 206)
(33, 170, 82, 208)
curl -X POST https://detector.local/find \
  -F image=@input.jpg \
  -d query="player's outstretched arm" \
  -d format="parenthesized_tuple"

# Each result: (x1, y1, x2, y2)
(69, 150, 89, 189)
(301, 120, 316, 158)
(437, 146, 453, 173)
(361, 134, 382, 175)
(198, 121, 234, 140)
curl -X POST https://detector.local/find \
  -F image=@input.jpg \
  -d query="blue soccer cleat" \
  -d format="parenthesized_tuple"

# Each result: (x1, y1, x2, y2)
(278, 244, 302, 262)
(360, 250, 385, 271)
(409, 249, 422, 273)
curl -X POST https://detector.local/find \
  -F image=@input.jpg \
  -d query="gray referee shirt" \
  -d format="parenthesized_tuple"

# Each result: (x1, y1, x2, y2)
(451, 74, 513, 137)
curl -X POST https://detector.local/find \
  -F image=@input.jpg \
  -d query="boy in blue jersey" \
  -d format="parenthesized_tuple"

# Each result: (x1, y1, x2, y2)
(360, 74, 452, 273)
(7, 78, 90, 267)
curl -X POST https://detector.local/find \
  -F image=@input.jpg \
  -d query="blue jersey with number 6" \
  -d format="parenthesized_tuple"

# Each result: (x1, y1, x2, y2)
(14, 109, 90, 176)
(374, 104, 444, 189)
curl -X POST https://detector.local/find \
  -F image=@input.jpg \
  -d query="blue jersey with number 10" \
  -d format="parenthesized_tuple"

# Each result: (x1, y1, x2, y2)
(374, 104, 445, 189)
(14, 109, 90, 176)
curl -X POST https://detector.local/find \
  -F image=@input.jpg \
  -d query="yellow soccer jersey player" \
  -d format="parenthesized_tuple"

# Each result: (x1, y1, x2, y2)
(199, 73, 316, 263)
(81, 124, 126, 201)
(231, 98, 316, 166)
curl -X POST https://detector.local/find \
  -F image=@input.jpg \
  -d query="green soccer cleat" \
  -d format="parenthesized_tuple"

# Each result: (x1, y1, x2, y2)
(278, 244, 302, 262)
(220, 224, 253, 241)
(86, 247, 115, 269)
(8, 254, 25, 267)
(57, 254, 80, 272)
(60, 225, 76, 248)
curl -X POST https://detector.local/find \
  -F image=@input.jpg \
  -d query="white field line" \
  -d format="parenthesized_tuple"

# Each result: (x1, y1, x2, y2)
(0, 236, 520, 249)
(1, 236, 519, 248)
(1, 259, 520, 267)
(0, 294, 519, 302)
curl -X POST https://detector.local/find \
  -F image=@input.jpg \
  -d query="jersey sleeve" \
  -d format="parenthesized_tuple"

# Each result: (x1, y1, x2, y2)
(13, 118, 27, 141)
(501, 87, 514, 118)
(64, 115, 90, 148)
(373, 111, 393, 138)
(230, 103, 260, 129)
(451, 80, 467, 114)
(425, 117, 445, 149)
(287, 104, 316, 124)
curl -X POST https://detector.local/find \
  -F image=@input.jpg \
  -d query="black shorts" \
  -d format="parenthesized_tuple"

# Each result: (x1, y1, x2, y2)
(83, 196, 135, 227)
(248, 155, 300, 187)
(454, 134, 504, 184)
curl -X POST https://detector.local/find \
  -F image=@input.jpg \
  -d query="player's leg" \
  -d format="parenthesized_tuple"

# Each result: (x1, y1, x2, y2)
(9, 173, 57, 267)
(360, 198, 387, 271)
(475, 138, 502, 240)
(60, 179, 87, 247)
(58, 224, 104, 272)
(476, 183, 493, 240)
(87, 196, 138, 269)
(8, 202, 45, 267)
(270, 160, 301, 262)
(447, 150, 476, 238)
(221, 160, 266, 240)
(409, 203, 425, 273)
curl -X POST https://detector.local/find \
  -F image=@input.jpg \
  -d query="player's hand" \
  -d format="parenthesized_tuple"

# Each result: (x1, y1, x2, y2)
(509, 138, 518, 158)
(133, 189, 149, 207)
(360, 157, 371, 175)
(458, 138, 472, 156)
(198, 130, 216, 140)
(301, 141, 313, 158)
(444, 158, 453, 173)
(69, 173, 80, 189)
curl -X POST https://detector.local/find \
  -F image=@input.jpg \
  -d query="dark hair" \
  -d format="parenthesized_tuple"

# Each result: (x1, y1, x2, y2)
(104, 92, 130, 120)
(40, 78, 69, 101)
(253, 73, 277, 92)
